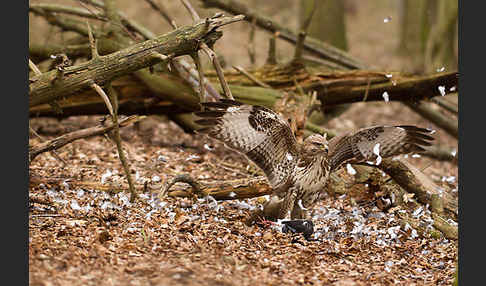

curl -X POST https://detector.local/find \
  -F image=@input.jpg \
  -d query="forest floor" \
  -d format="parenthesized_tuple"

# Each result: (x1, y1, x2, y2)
(29, 1, 458, 285)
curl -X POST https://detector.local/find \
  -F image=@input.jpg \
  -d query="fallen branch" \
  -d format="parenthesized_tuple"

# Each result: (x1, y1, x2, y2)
(33, 0, 226, 107)
(232, 65, 271, 88)
(29, 175, 272, 201)
(347, 164, 457, 240)
(431, 212, 458, 240)
(422, 145, 458, 164)
(105, 83, 137, 202)
(430, 94, 458, 115)
(173, 177, 273, 200)
(29, 14, 244, 107)
(29, 115, 145, 162)
(29, 125, 68, 166)
(316, 71, 458, 106)
(376, 158, 457, 220)
(404, 100, 458, 139)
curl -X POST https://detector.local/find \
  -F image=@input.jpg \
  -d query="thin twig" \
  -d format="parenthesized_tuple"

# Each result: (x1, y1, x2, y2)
(86, 21, 99, 59)
(191, 51, 207, 104)
(232, 65, 271, 88)
(247, 16, 257, 65)
(76, 0, 104, 18)
(201, 43, 234, 99)
(362, 77, 372, 102)
(293, 79, 305, 97)
(293, 31, 307, 62)
(151, 51, 170, 61)
(29, 59, 42, 76)
(29, 115, 144, 162)
(91, 83, 114, 116)
(266, 32, 278, 65)
(180, 0, 201, 21)
(173, 58, 221, 100)
(143, 0, 178, 29)
(106, 85, 137, 202)
(29, 125, 68, 166)
(293, 0, 316, 62)
(300, 0, 318, 32)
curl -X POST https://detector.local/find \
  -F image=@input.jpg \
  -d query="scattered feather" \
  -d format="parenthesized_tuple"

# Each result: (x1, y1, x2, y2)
(204, 143, 214, 151)
(346, 163, 356, 175)
(373, 143, 382, 165)
(101, 169, 112, 184)
(297, 199, 308, 210)
(438, 85, 446, 96)
(382, 91, 390, 102)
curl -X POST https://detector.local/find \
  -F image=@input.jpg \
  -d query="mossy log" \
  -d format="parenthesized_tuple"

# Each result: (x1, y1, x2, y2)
(30, 60, 458, 119)
(377, 158, 458, 220)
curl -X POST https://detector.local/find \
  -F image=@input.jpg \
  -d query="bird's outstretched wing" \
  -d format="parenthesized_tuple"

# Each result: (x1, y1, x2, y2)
(195, 99, 298, 189)
(328, 125, 434, 171)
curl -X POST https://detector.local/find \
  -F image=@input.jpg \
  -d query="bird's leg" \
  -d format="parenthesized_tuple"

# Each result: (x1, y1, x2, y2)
(290, 200, 306, 219)
(257, 216, 277, 228)
(278, 190, 297, 220)
(245, 195, 281, 226)
(245, 207, 264, 226)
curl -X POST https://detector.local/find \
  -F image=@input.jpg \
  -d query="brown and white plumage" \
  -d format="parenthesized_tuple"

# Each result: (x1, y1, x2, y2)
(195, 100, 434, 222)
(327, 125, 434, 171)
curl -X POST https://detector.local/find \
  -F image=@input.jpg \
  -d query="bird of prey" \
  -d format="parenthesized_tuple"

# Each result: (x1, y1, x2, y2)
(194, 99, 434, 224)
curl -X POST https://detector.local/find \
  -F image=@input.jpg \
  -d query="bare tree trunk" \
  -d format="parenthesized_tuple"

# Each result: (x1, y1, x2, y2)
(299, 0, 350, 125)
(398, 0, 436, 73)
(299, 0, 348, 51)
(424, 0, 458, 72)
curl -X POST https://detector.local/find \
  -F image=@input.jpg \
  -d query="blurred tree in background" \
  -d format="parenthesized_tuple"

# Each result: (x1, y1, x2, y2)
(299, 0, 350, 125)
(299, 0, 348, 51)
(398, 0, 458, 73)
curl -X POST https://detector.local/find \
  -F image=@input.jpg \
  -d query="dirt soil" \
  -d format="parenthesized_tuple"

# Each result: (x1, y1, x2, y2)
(29, 1, 458, 285)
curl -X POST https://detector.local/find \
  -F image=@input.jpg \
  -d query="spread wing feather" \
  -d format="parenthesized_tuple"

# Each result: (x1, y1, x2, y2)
(328, 125, 434, 171)
(195, 100, 299, 189)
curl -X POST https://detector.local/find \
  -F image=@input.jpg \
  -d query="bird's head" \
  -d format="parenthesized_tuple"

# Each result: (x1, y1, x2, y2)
(302, 133, 329, 155)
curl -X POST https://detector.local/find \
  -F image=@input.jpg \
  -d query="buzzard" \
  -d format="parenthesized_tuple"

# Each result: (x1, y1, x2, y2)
(195, 99, 434, 224)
